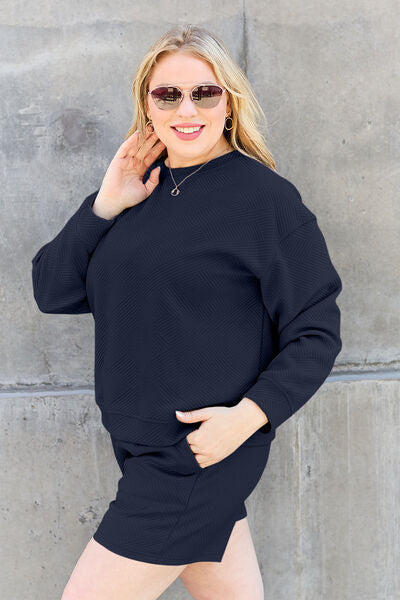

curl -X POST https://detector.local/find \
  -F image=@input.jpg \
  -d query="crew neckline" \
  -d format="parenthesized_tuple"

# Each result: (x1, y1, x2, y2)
(159, 149, 241, 177)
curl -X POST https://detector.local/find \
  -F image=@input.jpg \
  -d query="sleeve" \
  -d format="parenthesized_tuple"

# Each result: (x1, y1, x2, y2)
(31, 189, 118, 314)
(243, 216, 343, 435)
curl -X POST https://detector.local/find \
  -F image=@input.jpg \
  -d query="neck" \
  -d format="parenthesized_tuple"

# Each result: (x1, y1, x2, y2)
(164, 145, 233, 169)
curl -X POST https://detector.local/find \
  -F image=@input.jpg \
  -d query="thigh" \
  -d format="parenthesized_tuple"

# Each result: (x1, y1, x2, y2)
(179, 516, 264, 600)
(61, 536, 186, 600)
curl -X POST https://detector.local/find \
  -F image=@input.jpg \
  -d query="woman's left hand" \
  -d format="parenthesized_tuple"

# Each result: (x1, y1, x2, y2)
(175, 399, 268, 468)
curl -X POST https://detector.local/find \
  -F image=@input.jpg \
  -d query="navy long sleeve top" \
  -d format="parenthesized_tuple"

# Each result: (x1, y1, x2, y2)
(31, 149, 342, 446)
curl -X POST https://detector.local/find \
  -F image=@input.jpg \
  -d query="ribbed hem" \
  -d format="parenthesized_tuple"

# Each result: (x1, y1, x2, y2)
(242, 376, 293, 433)
(100, 409, 202, 446)
(100, 409, 275, 447)
(75, 190, 118, 251)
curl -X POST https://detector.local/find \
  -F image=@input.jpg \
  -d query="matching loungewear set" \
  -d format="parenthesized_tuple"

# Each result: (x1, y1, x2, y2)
(31, 149, 342, 564)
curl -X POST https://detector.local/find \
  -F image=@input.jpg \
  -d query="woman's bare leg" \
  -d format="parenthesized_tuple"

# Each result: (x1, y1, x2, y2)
(179, 516, 264, 600)
(61, 536, 187, 600)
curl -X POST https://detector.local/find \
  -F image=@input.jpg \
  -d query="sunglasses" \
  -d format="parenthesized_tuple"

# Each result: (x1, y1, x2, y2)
(148, 83, 226, 110)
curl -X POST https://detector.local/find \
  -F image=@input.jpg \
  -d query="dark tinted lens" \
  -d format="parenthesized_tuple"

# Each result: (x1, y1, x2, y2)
(193, 85, 223, 107)
(151, 86, 181, 109)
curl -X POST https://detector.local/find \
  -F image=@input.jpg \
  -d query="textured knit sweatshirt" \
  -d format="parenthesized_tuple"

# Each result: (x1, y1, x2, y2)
(31, 149, 342, 447)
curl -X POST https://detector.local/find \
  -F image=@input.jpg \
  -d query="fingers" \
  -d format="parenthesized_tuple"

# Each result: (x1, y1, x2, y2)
(144, 164, 162, 196)
(117, 126, 157, 160)
(116, 129, 143, 159)
(142, 139, 166, 168)
(116, 127, 166, 179)
(136, 126, 159, 162)
(115, 131, 138, 159)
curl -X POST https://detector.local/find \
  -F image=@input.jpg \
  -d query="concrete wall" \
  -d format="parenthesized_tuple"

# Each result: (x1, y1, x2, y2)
(1, 2, 399, 599)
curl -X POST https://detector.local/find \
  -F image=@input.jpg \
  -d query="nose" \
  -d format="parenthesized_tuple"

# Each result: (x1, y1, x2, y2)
(176, 90, 198, 116)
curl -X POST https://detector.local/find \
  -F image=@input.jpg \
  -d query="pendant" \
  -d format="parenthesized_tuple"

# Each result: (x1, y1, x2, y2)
(171, 187, 180, 196)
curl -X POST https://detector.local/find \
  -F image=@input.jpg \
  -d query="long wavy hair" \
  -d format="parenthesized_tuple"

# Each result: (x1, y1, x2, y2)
(125, 24, 277, 172)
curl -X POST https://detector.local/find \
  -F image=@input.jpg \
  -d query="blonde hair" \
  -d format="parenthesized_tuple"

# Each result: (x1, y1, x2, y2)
(125, 24, 277, 171)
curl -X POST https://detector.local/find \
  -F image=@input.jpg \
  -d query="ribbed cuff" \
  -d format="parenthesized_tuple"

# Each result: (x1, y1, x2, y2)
(242, 377, 293, 433)
(75, 191, 118, 251)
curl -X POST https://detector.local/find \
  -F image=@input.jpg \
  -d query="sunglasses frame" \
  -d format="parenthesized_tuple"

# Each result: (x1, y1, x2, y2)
(147, 83, 227, 110)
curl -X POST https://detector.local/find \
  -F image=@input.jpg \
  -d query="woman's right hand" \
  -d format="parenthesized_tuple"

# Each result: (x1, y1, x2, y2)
(92, 125, 166, 220)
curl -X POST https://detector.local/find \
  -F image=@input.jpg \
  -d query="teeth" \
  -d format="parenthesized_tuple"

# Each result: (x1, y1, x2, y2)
(174, 126, 202, 133)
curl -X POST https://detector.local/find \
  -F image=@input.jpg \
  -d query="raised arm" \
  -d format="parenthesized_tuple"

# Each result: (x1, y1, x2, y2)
(31, 128, 166, 315)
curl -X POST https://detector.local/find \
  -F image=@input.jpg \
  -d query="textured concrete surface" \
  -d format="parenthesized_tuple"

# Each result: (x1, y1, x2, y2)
(1, 1, 399, 599)
(1, 381, 399, 599)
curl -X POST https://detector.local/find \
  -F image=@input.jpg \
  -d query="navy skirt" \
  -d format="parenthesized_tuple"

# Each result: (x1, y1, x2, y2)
(92, 427, 272, 565)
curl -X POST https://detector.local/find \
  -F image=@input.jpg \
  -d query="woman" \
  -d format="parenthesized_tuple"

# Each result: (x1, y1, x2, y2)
(32, 25, 342, 600)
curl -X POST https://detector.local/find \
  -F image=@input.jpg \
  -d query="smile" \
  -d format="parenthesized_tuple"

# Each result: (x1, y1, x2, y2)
(171, 125, 205, 140)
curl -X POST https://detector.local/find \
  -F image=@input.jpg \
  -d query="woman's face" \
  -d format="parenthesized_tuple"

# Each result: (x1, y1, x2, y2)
(146, 51, 231, 167)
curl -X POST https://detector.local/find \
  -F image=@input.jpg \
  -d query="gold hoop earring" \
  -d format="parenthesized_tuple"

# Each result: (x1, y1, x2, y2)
(145, 119, 154, 131)
(224, 115, 233, 131)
